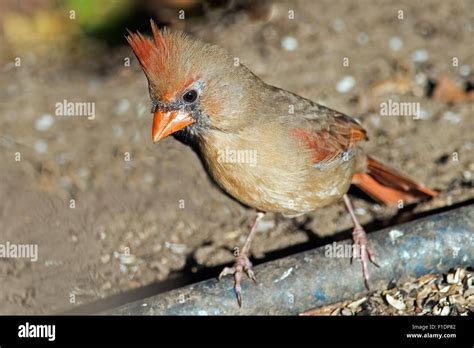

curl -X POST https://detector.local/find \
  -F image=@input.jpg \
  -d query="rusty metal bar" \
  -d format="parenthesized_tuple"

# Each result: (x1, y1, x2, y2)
(106, 204, 473, 315)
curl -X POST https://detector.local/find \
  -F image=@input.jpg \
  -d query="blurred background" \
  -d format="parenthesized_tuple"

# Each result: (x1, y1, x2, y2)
(0, 0, 473, 314)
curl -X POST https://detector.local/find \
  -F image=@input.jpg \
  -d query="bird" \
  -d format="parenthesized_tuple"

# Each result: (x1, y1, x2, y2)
(127, 20, 438, 307)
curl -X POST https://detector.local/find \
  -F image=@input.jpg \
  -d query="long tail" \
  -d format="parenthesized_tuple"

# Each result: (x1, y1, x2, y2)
(352, 157, 438, 205)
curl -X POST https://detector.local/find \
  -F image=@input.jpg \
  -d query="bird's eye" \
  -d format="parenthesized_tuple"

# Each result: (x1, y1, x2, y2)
(182, 89, 198, 103)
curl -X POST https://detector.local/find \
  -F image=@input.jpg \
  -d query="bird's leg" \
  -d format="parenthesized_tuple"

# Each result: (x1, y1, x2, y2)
(342, 194, 378, 288)
(218, 211, 265, 307)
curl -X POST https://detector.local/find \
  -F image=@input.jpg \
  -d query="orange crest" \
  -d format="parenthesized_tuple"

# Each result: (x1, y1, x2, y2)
(127, 20, 189, 101)
(126, 19, 169, 77)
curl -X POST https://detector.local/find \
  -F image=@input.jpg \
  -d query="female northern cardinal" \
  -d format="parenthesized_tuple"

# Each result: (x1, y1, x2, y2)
(127, 21, 437, 306)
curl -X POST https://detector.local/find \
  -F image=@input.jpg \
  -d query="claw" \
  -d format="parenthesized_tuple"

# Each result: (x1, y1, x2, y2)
(236, 290, 242, 308)
(218, 254, 256, 307)
(218, 266, 235, 280)
(246, 268, 257, 283)
(351, 226, 377, 289)
(365, 244, 379, 267)
(343, 195, 378, 290)
(217, 212, 265, 306)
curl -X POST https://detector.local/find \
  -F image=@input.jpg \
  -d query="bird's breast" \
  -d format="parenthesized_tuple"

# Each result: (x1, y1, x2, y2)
(199, 127, 356, 215)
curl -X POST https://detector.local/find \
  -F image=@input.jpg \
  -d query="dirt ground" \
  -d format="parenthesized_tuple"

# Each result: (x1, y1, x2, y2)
(0, 0, 473, 314)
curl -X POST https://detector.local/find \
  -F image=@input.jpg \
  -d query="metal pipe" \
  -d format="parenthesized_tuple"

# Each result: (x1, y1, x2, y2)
(107, 205, 474, 315)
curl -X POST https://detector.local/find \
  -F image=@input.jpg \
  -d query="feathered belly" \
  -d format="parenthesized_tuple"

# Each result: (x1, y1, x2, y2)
(199, 128, 358, 216)
(202, 150, 355, 216)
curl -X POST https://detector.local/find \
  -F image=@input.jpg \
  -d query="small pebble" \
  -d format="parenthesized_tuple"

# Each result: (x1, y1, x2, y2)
(99, 231, 107, 241)
(414, 73, 427, 85)
(165, 242, 186, 254)
(442, 111, 462, 124)
(44, 260, 62, 267)
(115, 99, 130, 115)
(439, 285, 451, 293)
(332, 18, 345, 32)
(411, 49, 429, 62)
(34, 139, 48, 154)
(459, 65, 471, 77)
(119, 254, 136, 265)
(389, 229, 404, 244)
(370, 115, 381, 127)
(389, 37, 403, 51)
(281, 36, 298, 51)
(386, 294, 406, 310)
(35, 114, 54, 131)
(418, 108, 429, 120)
(112, 125, 124, 137)
(432, 304, 442, 315)
(255, 219, 275, 233)
(357, 32, 369, 45)
(341, 308, 353, 316)
(462, 171, 472, 181)
(440, 306, 451, 316)
(55, 153, 68, 165)
(447, 195, 453, 206)
(447, 268, 461, 284)
(336, 76, 355, 93)
(348, 297, 367, 310)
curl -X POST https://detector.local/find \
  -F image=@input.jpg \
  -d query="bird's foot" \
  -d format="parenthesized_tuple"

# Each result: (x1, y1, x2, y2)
(218, 254, 256, 307)
(351, 225, 379, 289)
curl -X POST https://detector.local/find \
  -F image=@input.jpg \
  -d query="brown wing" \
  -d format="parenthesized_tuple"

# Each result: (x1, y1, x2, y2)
(289, 102, 368, 167)
(264, 86, 367, 168)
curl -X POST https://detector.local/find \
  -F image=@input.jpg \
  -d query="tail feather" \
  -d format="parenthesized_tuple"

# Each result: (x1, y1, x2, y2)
(352, 157, 438, 205)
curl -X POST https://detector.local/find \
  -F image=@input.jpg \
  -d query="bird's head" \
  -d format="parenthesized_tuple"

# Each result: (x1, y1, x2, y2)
(127, 20, 259, 145)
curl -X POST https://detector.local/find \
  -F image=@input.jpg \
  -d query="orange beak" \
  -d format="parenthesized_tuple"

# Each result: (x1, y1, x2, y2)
(152, 110, 195, 143)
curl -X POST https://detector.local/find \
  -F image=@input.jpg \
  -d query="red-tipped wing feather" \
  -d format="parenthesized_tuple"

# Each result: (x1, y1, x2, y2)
(289, 108, 436, 205)
(291, 114, 367, 165)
